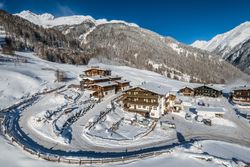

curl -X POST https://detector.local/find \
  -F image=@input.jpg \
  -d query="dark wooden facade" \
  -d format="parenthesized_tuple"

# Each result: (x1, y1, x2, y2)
(232, 88, 250, 103)
(92, 84, 117, 99)
(83, 68, 111, 77)
(80, 78, 110, 89)
(122, 87, 159, 116)
(178, 87, 194, 96)
(194, 85, 221, 97)
(80, 76, 122, 90)
(115, 80, 130, 91)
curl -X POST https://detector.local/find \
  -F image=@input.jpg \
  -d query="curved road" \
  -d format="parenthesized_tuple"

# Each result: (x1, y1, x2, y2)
(1, 94, 250, 161)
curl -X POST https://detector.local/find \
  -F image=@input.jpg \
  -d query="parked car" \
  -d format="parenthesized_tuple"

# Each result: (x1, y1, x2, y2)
(198, 100, 205, 106)
(160, 121, 176, 129)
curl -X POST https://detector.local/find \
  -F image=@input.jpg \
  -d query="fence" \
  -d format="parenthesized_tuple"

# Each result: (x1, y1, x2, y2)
(0, 114, 172, 165)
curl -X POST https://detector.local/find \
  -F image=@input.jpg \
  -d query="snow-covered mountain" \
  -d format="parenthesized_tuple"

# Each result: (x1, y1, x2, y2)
(0, 9, 248, 83)
(15, 10, 138, 28)
(191, 21, 250, 74)
(191, 21, 250, 55)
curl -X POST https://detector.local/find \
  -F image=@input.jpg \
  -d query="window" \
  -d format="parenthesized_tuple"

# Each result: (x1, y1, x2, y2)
(143, 106, 146, 109)
(134, 91, 138, 95)
(138, 105, 141, 108)
(153, 106, 157, 110)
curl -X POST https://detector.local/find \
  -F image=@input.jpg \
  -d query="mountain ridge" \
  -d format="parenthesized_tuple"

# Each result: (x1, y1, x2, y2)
(191, 21, 250, 74)
(0, 10, 248, 84)
(15, 10, 138, 28)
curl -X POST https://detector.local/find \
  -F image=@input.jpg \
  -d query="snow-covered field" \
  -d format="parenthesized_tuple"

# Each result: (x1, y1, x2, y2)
(0, 51, 250, 166)
(0, 134, 249, 167)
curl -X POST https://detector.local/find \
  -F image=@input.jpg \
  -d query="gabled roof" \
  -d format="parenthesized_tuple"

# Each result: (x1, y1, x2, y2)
(231, 85, 250, 91)
(83, 67, 110, 72)
(115, 79, 130, 84)
(83, 75, 121, 81)
(109, 75, 122, 79)
(83, 75, 110, 81)
(194, 84, 223, 92)
(179, 86, 195, 90)
(139, 82, 172, 96)
(124, 82, 171, 96)
(94, 81, 118, 88)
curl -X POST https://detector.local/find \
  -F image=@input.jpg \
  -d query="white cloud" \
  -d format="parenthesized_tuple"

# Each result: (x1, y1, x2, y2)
(57, 4, 75, 16)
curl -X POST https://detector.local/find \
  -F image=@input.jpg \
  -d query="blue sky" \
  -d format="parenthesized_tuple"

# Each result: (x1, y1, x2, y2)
(0, 0, 250, 44)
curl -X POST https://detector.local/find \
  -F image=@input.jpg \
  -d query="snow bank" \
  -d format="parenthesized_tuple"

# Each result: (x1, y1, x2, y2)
(200, 140, 250, 163)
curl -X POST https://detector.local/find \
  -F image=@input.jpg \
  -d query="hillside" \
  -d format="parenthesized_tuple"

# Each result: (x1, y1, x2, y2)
(0, 10, 248, 83)
(192, 22, 250, 74)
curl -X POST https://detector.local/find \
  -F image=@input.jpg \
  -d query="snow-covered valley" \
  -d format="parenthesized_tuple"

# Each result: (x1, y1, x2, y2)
(0, 51, 250, 167)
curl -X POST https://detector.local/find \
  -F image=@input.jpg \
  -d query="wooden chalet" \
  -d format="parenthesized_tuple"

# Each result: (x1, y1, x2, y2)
(91, 81, 118, 99)
(165, 93, 183, 113)
(80, 75, 122, 90)
(178, 86, 194, 96)
(122, 83, 171, 119)
(194, 85, 222, 97)
(81, 66, 111, 77)
(114, 79, 130, 91)
(231, 86, 250, 105)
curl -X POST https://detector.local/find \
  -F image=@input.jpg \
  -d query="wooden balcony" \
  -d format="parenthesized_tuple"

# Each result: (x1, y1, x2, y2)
(123, 99, 158, 106)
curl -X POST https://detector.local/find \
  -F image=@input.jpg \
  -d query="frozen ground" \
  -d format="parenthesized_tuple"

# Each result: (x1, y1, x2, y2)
(0, 51, 250, 166)
(0, 134, 249, 167)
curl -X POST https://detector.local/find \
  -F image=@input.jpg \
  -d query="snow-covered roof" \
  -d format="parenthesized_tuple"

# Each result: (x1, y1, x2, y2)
(206, 84, 224, 91)
(115, 79, 130, 84)
(85, 90, 97, 94)
(83, 75, 122, 81)
(194, 84, 223, 91)
(196, 106, 225, 113)
(84, 75, 110, 81)
(109, 75, 122, 79)
(83, 67, 110, 72)
(231, 85, 250, 91)
(94, 81, 118, 87)
(179, 85, 196, 90)
(138, 82, 171, 96)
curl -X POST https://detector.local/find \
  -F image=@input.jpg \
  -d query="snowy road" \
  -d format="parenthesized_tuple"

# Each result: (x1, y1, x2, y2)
(0, 52, 250, 164)
(1, 94, 250, 159)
